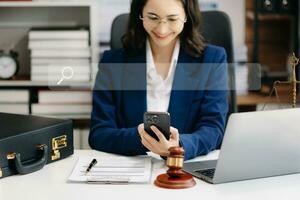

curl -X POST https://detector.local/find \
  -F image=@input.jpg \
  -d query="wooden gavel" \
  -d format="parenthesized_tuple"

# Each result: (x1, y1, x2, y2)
(154, 147, 196, 189)
(166, 147, 186, 178)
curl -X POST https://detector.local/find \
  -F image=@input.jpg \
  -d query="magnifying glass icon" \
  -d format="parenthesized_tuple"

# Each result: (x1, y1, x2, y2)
(57, 66, 74, 85)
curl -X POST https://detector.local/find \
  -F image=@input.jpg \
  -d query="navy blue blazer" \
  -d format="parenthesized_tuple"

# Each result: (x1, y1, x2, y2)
(89, 44, 228, 160)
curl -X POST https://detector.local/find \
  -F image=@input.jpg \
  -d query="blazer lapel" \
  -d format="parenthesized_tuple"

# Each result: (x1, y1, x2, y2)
(168, 49, 202, 132)
(121, 48, 202, 129)
(122, 51, 147, 126)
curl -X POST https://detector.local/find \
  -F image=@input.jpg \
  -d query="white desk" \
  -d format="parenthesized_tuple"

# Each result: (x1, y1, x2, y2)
(0, 150, 300, 200)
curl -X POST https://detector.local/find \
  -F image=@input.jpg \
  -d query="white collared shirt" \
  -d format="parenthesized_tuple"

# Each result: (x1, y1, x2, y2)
(146, 39, 180, 112)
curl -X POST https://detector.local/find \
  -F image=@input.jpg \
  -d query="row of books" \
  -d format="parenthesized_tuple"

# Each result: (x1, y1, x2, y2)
(0, 90, 30, 114)
(29, 29, 91, 83)
(0, 90, 92, 118)
(32, 90, 92, 118)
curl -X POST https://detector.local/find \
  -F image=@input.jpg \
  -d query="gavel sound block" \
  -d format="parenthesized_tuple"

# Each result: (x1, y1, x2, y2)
(155, 147, 196, 189)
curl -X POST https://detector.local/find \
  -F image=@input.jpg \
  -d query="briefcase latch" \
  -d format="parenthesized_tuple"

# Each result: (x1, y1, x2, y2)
(52, 135, 67, 161)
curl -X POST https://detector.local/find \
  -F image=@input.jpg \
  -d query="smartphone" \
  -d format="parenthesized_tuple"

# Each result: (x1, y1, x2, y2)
(143, 112, 170, 141)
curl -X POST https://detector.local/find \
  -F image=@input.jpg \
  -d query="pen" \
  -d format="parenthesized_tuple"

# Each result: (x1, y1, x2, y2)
(85, 158, 97, 174)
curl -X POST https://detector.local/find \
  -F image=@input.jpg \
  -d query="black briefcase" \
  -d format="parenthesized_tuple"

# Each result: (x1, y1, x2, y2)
(0, 113, 74, 179)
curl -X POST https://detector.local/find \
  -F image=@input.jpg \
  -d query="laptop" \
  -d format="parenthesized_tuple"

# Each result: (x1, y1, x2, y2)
(183, 108, 300, 184)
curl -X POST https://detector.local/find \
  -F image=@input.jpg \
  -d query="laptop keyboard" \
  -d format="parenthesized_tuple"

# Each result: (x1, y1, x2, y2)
(195, 168, 215, 179)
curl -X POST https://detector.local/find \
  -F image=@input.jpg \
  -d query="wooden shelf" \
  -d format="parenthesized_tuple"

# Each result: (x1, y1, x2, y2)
(237, 92, 292, 106)
(237, 84, 298, 106)
(246, 11, 293, 21)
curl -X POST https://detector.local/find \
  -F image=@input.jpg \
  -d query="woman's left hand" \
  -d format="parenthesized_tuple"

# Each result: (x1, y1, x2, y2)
(138, 124, 180, 157)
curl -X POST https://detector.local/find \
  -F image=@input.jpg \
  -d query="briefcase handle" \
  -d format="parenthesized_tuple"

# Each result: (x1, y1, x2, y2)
(7, 144, 48, 175)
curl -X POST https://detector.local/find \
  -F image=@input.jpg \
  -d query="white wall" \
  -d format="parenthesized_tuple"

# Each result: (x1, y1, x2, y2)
(202, 0, 246, 48)
(94, 0, 131, 43)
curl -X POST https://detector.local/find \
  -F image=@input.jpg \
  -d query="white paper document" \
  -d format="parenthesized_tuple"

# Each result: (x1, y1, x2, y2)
(68, 156, 152, 184)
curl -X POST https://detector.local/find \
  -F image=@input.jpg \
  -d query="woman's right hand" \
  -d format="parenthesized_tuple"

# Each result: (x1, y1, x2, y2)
(137, 123, 179, 157)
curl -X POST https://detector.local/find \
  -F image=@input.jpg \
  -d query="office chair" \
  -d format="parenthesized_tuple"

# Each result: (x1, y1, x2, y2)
(110, 11, 237, 115)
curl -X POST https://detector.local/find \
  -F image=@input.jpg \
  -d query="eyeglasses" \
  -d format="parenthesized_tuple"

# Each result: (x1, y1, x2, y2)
(139, 14, 187, 27)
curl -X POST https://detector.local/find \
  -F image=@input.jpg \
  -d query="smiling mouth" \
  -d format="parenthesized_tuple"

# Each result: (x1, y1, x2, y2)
(153, 32, 172, 39)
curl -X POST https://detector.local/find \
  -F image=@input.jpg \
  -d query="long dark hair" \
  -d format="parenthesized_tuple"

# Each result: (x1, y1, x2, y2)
(122, 0, 206, 57)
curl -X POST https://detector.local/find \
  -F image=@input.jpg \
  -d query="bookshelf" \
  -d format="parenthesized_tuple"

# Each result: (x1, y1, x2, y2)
(241, 0, 300, 112)
(246, 0, 299, 83)
(0, 1, 99, 135)
(0, 1, 99, 78)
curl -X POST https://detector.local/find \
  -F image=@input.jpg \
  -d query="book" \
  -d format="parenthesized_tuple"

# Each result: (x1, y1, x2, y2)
(37, 114, 90, 119)
(0, 90, 29, 103)
(31, 66, 90, 74)
(29, 30, 89, 40)
(0, 104, 29, 114)
(31, 104, 92, 115)
(29, 40, 89, 49)
(31, 74, 90, 82)
(31, 49, 91, 58)
(31, 58, 90, 66)
(38, 91, 92, 104)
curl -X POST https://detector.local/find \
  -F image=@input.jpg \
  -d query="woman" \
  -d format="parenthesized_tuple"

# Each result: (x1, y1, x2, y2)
(89, 0, 228, 160)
